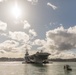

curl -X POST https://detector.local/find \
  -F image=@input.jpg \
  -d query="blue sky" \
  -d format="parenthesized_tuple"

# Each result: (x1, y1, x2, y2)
(0, 0, 76, 58)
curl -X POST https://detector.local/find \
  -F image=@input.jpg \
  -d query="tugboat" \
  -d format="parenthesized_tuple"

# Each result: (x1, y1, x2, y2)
(23, 49, 50, 64)
(64, 65, 72, 71)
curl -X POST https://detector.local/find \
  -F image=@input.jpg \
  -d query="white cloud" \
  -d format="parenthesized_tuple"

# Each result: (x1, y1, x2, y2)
(0, 33, 7, 36)
(0, 39, 33, 57)
(9, 31, 29, 42)
(31, 26, 76, 58)
(27, 0, 38, 5)
(68, 26, 76, 33)
(0, 21, 7, 31)
(0, 50, 6, 54)
(20, 44, 32, 51)
(33, 39, 46, 46)
(47, 2, 57, 10)
(0, 40, 19, 52)
(46, 26, 76, 51)
(59, 52, 76, 59)
(29, 29, 37, 37)
(27, 0, 32, 2)
(27, 0, 38, 2)
(23, 20, 31, 29)
(49, 51, 76, 59)
(0, 0, 6, 2)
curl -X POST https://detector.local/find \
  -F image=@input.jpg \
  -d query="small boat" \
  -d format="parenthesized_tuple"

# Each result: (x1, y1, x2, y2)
(64, 65, 72, 71)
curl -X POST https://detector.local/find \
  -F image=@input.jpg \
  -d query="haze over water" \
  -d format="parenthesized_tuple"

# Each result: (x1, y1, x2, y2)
(0, 62, 76, 75)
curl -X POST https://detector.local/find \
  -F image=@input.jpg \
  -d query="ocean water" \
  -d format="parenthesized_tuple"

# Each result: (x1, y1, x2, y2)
(0, 62, 76, 75)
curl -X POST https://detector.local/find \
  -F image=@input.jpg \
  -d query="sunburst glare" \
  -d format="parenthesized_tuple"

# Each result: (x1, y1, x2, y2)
(11, 3, 21, 19)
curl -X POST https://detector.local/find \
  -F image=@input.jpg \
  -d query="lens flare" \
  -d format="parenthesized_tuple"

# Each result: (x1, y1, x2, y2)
(11, 3, 21, 19)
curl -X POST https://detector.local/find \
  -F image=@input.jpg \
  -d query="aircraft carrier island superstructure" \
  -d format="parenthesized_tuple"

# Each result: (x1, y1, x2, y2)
(24, 50, 50, 64)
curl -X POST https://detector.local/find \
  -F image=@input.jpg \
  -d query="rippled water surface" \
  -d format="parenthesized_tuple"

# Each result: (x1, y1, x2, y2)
(0, 62, 76, 75)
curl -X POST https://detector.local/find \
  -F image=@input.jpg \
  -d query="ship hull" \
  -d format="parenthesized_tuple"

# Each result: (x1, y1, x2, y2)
(22, 61, 49, 64)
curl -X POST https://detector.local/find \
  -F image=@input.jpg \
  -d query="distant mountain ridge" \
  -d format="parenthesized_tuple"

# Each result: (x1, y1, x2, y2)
(49, 58, 76, 62)
(0, 57, 24, 61)
(0, 57, 76, 62)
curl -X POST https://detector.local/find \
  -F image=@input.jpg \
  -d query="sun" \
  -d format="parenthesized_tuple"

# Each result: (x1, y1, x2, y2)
(11, 3, 21, 19)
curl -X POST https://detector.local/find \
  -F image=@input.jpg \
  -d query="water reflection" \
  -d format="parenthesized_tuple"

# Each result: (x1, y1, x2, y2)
(64, 70, 72, 75)
(24, 64, 48, 75)
(0, 62, 75, 75)
(31, 63, 47, 67)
